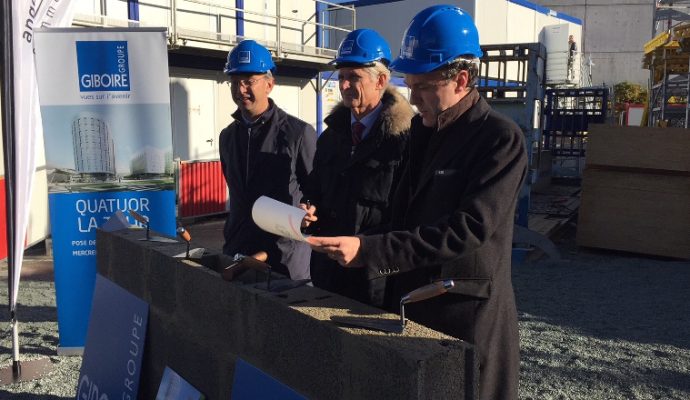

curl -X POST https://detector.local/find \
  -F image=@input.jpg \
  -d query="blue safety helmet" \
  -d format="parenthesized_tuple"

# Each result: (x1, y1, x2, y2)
(224, 40, 276, 75)
(331, 29, 392, 68)
(390, 5, 483, 74)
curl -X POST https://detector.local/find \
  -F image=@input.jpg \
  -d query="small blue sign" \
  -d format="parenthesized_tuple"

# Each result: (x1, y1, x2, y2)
(231, 358, 307, 400)
(49, 190, 175, 348)
(77, 274, 149, 400)
(76, 41, 131, 92)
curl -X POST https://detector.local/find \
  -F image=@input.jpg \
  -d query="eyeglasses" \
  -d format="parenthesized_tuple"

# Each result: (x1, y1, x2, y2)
(228, 77, 267, 88)
(404, 79, 451, 93)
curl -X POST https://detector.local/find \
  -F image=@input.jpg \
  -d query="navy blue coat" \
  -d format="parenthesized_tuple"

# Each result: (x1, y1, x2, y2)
(219, 100, 316, 279)
(304, 88, 413, 303)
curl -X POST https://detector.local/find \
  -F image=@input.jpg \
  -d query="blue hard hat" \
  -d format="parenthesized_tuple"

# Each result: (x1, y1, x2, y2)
(390, 5, 483, 74)
(224, 40, 276, 75)
(331, 29, 392, 67)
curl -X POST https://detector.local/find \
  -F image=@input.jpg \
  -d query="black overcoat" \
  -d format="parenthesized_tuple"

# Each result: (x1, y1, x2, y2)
(304, 87, 413, 303)
(357, 91, 526, 400)
(219, 100, 316, 279)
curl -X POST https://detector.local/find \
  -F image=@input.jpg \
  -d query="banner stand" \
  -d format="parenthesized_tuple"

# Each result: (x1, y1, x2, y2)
(0, 358, 52, 385)
(34, 27, 176, 350)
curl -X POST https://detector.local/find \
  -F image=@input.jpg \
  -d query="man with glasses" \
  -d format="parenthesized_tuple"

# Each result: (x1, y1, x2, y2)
(299, 29, 413, 305)
(219, 39, 316, 280)
(307, 6, 526, 399)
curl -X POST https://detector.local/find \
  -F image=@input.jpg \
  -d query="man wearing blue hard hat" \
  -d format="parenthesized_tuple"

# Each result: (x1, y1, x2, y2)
(219, 40, 317, 280)
(299, 29, 413, 305)
(307, 6, 525, 399)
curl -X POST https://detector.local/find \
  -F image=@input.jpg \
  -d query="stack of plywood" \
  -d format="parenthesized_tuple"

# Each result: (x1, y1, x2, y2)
(577, 124, 690, 259)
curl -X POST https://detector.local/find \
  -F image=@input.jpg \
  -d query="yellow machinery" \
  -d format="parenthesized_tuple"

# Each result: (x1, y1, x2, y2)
(644, 23, 690, 127)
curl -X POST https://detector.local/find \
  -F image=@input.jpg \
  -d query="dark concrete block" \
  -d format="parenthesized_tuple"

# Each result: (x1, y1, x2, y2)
(97, 229, 477, 400)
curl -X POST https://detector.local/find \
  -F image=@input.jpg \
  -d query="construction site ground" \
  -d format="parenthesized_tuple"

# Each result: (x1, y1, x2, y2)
(0, 216, 688, 399)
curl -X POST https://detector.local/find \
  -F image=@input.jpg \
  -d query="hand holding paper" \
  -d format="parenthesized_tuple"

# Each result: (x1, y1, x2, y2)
(307, 236, 362, 267)
(252, 196, 309, 242)
(298, 202, 318, 228)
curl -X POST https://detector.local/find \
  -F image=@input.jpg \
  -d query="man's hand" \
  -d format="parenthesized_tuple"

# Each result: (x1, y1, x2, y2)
(299, 202, 318, 228)
(307, 236, 362, 267)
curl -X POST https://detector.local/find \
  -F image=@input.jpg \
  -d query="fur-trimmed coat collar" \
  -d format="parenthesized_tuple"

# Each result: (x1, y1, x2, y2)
(325, 86, 414, 136)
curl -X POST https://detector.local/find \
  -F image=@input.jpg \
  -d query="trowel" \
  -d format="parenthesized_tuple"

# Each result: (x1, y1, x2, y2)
(222, 251, 311, 292)
(221, 251, 270, 281)
(172, 226, 207, 259)
(129, 210, 177, 243)
(331, 280, 455, 334)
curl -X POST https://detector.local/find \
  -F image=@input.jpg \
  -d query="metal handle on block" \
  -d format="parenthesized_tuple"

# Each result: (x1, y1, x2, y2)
(399, 280, 455, 333)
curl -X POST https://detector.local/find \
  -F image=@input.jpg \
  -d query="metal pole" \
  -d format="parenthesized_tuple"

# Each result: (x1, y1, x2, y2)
(276, 0, 282, 56)
(686, 54, 690, 128)
(170, 0, 178, 46)
(661, 51, 667, 122)
(100, 0, 107, 25)
(1, 0, 20, 374)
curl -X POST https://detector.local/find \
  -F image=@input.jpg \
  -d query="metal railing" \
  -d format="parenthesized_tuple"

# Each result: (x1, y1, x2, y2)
(73, 0, 354, 61)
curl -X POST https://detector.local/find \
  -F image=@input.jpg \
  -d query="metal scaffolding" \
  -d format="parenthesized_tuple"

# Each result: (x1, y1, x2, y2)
(646, 1, 690, 127)
(543, 88, 608, 178)
(72, 0, 355, 67)
(476, 43, 547, 226)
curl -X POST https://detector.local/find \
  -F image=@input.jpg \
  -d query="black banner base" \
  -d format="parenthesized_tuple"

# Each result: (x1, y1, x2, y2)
(0, 358, 53, 384)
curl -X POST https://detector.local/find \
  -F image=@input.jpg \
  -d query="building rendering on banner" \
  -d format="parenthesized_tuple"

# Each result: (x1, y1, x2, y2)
(72, 113, 116, 179)
(130, 146, 168, 176)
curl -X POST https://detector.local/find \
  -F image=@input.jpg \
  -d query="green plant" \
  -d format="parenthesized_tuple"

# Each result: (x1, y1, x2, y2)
(613, 81, 647, 104)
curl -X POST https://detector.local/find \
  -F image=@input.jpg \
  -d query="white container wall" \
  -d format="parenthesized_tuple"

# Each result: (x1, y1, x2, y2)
(170, 69, 318, 162)
(170, 71, 224, 162)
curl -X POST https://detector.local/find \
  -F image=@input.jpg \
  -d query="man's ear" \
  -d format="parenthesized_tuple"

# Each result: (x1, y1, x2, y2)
(376, 73, 389, 90)
(265, 77, 275, 93)
(455, 70, 470, 93)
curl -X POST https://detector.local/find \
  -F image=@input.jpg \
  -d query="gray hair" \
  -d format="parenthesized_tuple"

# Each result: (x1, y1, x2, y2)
(363, 61, 390, 85)
(357, 61, 390, 98)
(438, 57, 480, 88)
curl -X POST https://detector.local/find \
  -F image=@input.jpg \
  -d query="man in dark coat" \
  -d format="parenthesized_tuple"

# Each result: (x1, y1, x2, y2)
(219, 40, 316, 280)
(300, 29, 413, 305)
(307, 6, 525, 399)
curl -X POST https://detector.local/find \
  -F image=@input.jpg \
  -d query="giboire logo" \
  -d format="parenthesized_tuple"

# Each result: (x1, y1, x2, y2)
(76, 41, 130, 92)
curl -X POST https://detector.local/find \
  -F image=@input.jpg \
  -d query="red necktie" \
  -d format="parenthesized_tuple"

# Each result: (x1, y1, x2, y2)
(352, 121, 365, 145)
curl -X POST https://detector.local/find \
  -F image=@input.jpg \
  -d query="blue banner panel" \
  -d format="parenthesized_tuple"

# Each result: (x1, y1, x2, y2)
(76, 41, 131, 92)
(49, 190, 174, 348)
(77, 274, 149, 400)
(156, 366, 205, 400)
(231, 358, 306, 400)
